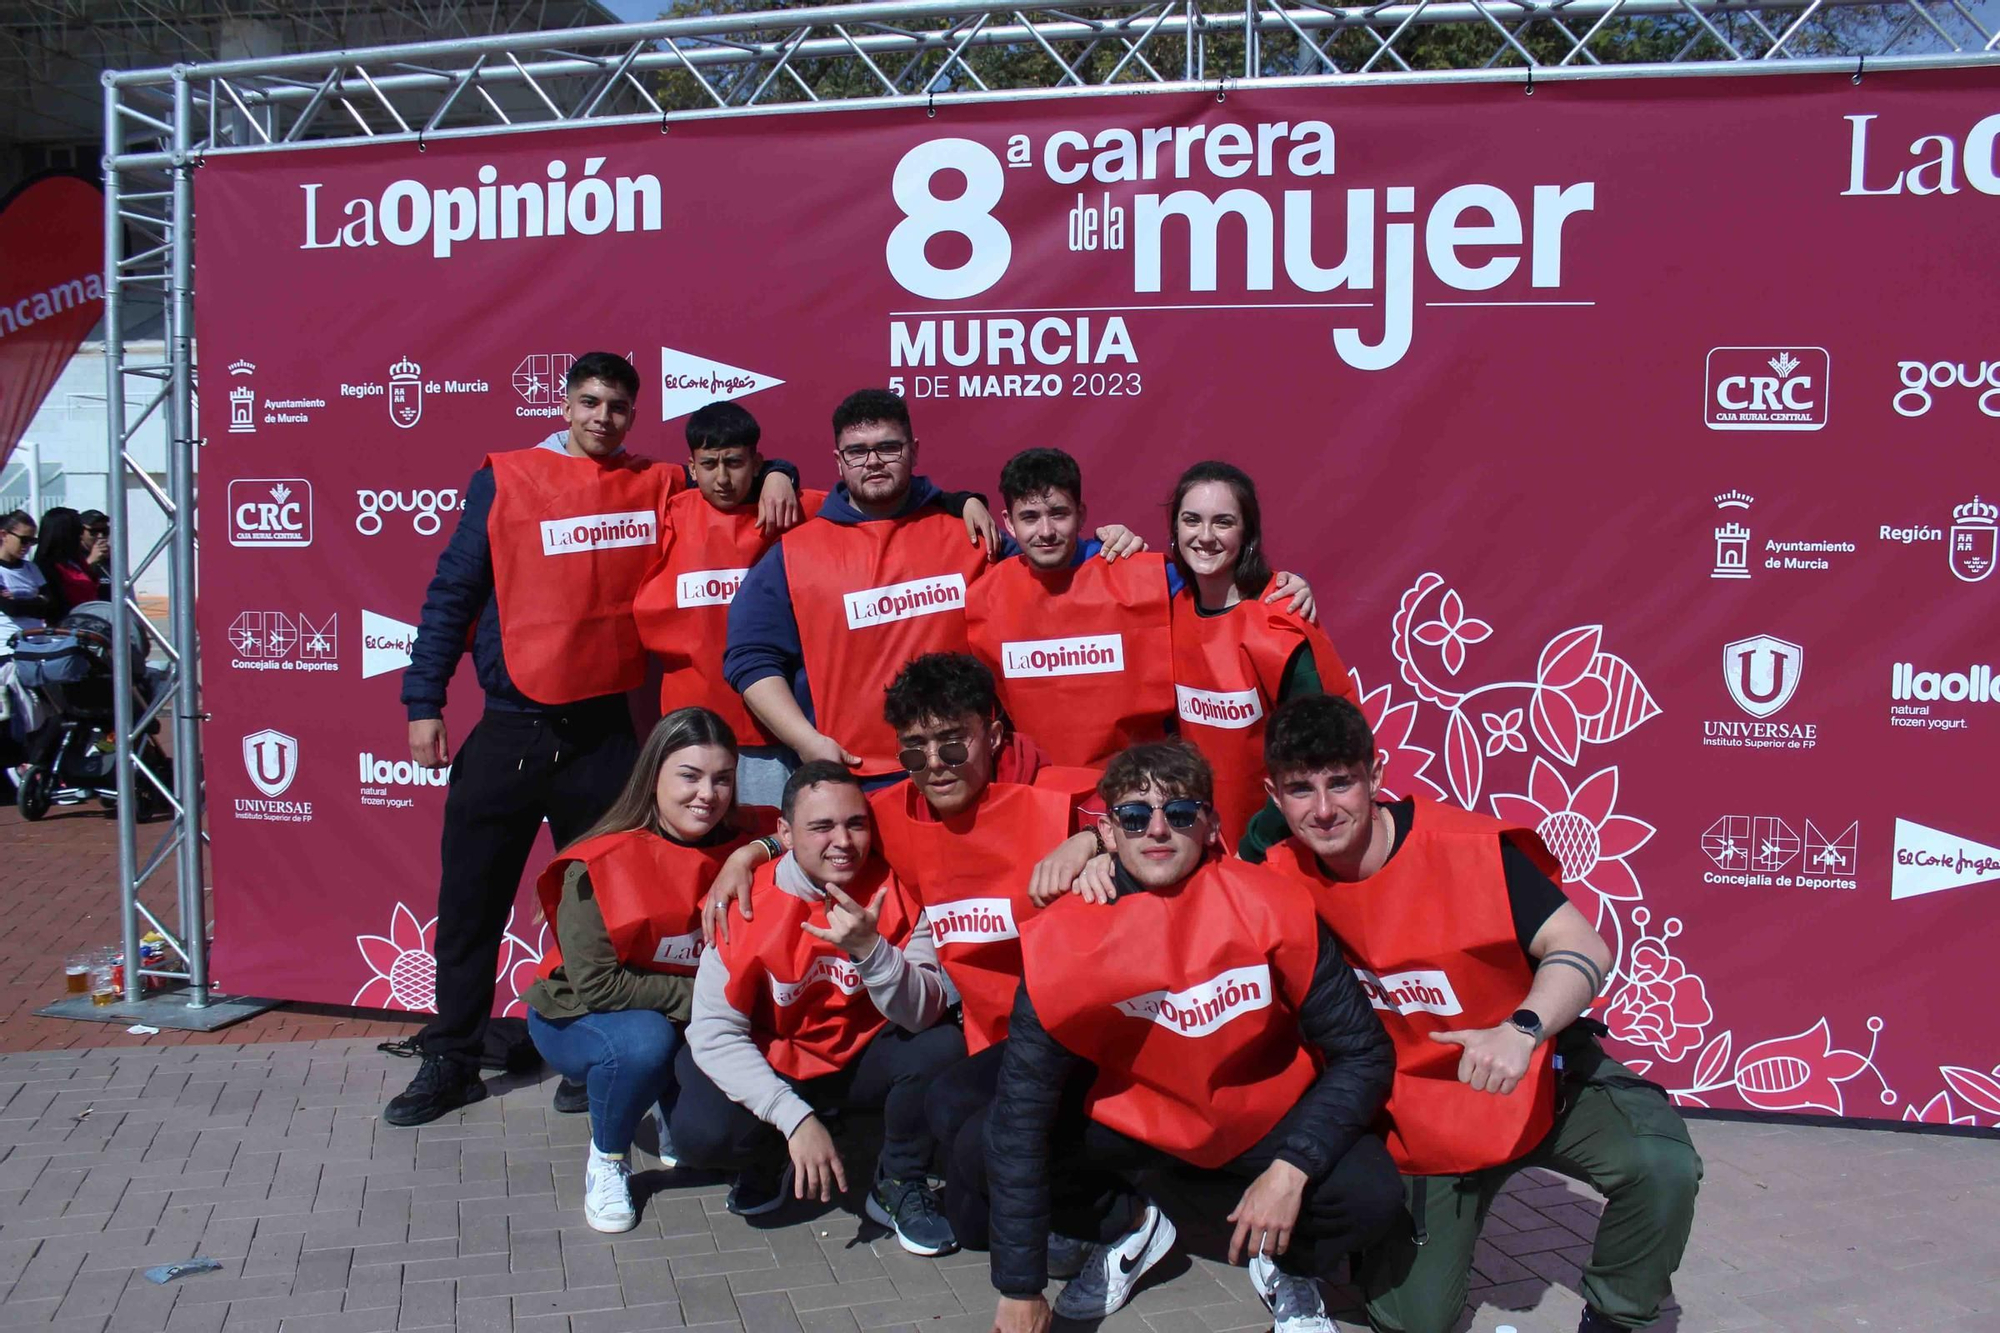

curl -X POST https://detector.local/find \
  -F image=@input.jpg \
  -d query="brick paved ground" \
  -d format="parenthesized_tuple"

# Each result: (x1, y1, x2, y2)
(0, 804, 423, 1054)
(1, 1040, 1996, 1333)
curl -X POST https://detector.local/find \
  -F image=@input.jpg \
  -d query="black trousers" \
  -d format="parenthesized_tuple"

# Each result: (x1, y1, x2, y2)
(969, 1085, 1404, 1279)
(418, 702, 637, 1069)
(927, 1040, 1008, 1245)
(670, 1022, 967, 1184)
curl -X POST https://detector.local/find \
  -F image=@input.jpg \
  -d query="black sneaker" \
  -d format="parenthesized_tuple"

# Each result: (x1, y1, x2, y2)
(865, 1175, 957, 1256)
(726, 1162, 794, 1217)
(552, 1077, 589, 1114)
(383, 1055, 487, 1128)
(1578, 1310, 1625, 1333)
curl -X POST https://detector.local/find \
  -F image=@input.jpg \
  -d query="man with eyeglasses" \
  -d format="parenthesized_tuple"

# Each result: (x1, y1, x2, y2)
(2, 510, 56, 769)
(723, 389, 1139, 788)
(976, 740, 1401, 1333)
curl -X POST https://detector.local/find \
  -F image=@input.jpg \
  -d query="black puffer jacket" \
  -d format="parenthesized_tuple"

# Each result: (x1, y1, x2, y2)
(983, 866, 1394, 1297)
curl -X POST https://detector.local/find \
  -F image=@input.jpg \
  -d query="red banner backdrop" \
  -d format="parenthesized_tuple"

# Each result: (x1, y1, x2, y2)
(0, 174, 105, 471)
(193, 70, 2000, 1126)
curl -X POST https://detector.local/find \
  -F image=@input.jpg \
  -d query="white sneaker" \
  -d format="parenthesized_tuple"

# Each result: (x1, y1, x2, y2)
(1248, 1253, 1335, 1333)
(1052, 1201, 1177, 1320)
(582, 1143, 637, 1233)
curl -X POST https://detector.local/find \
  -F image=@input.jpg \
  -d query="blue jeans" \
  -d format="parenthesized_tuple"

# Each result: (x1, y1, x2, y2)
(528, 1009, 680, 1154)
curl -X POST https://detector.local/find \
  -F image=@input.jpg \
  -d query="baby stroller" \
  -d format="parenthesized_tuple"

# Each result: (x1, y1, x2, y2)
(11, 601, 172, 822)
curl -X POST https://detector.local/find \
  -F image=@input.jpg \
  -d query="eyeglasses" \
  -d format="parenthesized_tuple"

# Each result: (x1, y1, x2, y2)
(838, 440, 908, 466)
(1108, 799, 1210, 834)
(898, 739, 971, 772)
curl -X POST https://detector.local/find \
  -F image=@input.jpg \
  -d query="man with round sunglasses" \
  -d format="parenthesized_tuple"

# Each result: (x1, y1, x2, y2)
(978, 740, 1401, 1333)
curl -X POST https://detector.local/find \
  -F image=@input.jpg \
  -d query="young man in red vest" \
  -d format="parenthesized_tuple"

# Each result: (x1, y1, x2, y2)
(390, 354, 802, 1127)
(1249, 696, 1701, 1333)
(967, 448, 1320, 771)
(635, 401, 826, 806)
(723, 391, 1149, 787)
(981, 741, 1401, 1333)
(670, 761, 963, 1255)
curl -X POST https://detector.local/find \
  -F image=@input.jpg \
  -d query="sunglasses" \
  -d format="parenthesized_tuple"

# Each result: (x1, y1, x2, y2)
(1109, 799, 1210, 834)
(898, 739, 970, 772)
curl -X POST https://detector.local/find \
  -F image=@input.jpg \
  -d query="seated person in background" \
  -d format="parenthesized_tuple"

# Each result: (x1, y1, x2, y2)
(980, 741, 1401, 1333)
(671, 761, 963, 1256)
(1250, 696, 1701, 1333)
(522, 707, 772, 1233)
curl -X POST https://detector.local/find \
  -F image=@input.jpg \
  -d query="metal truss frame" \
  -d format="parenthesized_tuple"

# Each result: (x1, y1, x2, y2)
(95, 0, 1999, 1022)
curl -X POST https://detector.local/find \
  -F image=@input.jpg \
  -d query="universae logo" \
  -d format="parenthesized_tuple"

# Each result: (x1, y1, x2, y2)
(1001, 633, 1125, 679)
(540, 510, 657, 555)
(843, 574, 967, 629)
(1176, 684, 1263, 730)
(928, 897, 1017, 946)
(1115, 963, 1272, 1037)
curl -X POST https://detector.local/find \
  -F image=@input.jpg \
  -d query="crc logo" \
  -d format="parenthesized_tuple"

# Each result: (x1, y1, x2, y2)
(1723, 635, 1803, 718)
(1705, 347, 1829, 431)
(242, 728, 299, 797)
(228, 479, 312, 548)
(1893, 359, 2000, 418)
(676, 567, 747, 608)
(355, 487, 461, 536)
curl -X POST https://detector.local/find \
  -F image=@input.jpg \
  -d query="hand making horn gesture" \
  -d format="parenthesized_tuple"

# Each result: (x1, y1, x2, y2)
(800, 882, 885, 961)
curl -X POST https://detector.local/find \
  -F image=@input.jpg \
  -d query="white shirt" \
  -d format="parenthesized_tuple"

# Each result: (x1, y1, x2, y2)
(0, 559, 47, 650)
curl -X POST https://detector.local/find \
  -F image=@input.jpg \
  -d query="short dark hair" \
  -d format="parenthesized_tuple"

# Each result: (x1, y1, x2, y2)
(1264, 695, 1376, 780)
(999, 448, 1083, 511)
(687, 401, 760, 454)
(781, 760, 865, 823)
(1168, 460, 1272, 599)
(883, 653, 997, 734)
(1, 509, 32, 535)
(1098, 740, 1213, 806)
(565, 352, 641, 400)
(831, 388, 911, 441)
(80, 510, 108, 533)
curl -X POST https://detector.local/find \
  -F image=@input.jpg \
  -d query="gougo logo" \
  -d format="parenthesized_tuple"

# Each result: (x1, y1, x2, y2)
(1893, 359, 2000, 418)
(355, 487, 462, 536)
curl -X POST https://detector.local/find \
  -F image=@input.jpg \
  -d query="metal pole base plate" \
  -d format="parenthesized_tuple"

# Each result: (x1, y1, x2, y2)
(35, 988, 280, 1033)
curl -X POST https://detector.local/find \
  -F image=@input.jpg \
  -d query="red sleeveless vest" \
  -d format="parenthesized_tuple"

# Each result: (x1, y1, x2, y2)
(1020, 856, 1320, 1168)
(1262, 796, 1564, 1175)
(870, 768, 1098, 1053)
(966, 553, 1176, 769)
(781, 510, 989, 776)
(535, 821, 764, 980)
(634, 486, 827, 744)
(1170, 581, 1354, 847)
(718, 857, 919, 1079)
(486, 447, 679, 705)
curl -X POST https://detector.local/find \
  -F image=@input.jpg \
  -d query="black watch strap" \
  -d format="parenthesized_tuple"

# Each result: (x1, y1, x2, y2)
(1508, 1008, 1544, 1042)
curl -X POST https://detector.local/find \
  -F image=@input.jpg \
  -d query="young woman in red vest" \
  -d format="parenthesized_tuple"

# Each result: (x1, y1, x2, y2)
(1168, 461, 1356, 848)
(978, 741, 1402, 1333)
(1250, 697, 1699, 1333)
(520, 707, 775, 1234)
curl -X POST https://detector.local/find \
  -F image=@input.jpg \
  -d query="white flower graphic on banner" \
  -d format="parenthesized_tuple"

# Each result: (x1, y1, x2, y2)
(1490, 759, 1654, 905)
(1411, 589, 1492, 675)
(1347, 672, 1447, 802)
(353, 902, 439, 1012)
(1602, 909, 1711, 1062)
(501, 912, 552, 1019)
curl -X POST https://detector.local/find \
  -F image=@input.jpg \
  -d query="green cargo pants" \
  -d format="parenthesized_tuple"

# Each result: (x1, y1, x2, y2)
(1360, 1032, 1703, 1332)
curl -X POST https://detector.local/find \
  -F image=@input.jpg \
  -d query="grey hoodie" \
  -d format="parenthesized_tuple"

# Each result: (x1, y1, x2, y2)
(687, 852, 947, 1136)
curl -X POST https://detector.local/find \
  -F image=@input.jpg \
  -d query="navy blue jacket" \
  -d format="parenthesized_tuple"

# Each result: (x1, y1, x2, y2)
(401, 441, 798, 721)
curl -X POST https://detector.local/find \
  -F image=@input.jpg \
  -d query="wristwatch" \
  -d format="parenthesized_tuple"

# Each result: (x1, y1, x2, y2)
(1507, 1009, 1544, 1044)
